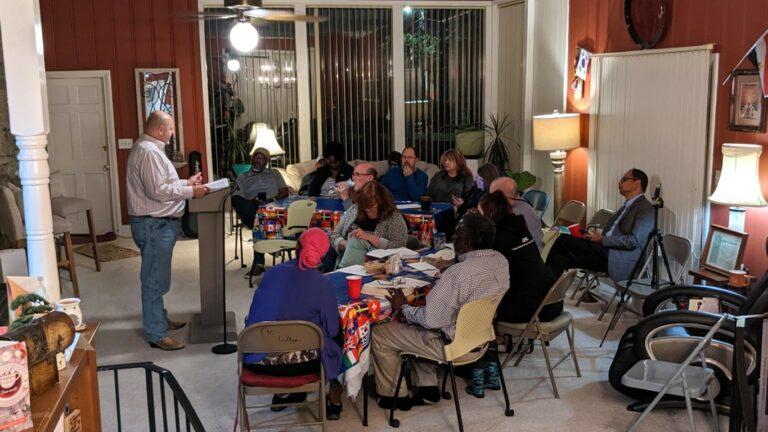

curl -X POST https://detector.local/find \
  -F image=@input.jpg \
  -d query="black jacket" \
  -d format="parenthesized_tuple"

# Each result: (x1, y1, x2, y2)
(308, 162, 354, 197)
(494, 214, 562, 323)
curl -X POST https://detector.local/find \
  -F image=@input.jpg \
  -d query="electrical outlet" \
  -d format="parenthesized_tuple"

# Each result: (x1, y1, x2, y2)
(118, 138, 133, 150)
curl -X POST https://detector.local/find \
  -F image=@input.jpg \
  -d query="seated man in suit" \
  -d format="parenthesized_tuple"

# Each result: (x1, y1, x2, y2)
(489, 177, 544, 252)
(546, 168, 654, 298)
(380, 146, 428, 202)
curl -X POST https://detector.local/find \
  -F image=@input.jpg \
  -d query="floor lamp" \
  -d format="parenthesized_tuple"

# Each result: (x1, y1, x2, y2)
(708, 143, 767, 232)
(248, 123, 286, 165)
(533, 111, 581, 218)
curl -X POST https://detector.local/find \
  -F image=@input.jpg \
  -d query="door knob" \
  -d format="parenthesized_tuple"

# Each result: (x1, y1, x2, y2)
(103, 164, 110, 171)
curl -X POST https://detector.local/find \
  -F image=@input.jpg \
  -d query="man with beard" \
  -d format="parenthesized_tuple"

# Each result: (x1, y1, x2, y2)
(232, 147, 290, 275)
(380, 146, 428, 201)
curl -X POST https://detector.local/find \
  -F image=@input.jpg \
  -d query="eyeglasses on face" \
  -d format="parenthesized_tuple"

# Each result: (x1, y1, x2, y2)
(620, 176, 637, 183)
(353, 171, 371, 177)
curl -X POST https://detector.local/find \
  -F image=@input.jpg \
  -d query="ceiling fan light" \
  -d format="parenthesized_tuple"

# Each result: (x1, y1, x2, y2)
(227, 58, 241, 72)
(230, 22, 259, 53)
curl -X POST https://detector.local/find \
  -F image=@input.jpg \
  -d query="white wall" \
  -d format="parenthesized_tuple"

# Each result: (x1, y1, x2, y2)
(524, 0, 569, 224)
(496, 1, 526, 172)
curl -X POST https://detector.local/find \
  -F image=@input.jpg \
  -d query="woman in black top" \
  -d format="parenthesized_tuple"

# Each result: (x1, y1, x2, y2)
(479, 191, 561, 323)
(426, 149, 475, 203)
(308, 141, 354, 197)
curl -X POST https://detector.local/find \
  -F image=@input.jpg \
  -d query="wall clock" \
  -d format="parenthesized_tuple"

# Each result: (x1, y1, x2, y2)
(624, 0, 669, 49)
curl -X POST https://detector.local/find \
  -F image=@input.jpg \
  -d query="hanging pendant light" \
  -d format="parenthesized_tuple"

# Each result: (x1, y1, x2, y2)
(230, 21, 259, 53)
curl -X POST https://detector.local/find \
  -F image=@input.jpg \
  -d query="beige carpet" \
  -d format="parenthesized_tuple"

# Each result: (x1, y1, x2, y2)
(74, 242, 139, 262)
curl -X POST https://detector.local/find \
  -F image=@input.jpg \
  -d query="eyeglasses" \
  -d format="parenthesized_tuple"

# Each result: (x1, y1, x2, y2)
(353, 171, 371, 177)
(620, 177, 637, 183)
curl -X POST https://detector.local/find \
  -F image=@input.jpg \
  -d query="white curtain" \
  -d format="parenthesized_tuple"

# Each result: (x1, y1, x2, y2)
(588, 46, 715, 264)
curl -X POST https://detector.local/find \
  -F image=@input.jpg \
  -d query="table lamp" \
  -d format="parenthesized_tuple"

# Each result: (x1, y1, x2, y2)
(533, 110, 581, 216)
(708, 143, 767, 232)
(248, 123, 285, 162)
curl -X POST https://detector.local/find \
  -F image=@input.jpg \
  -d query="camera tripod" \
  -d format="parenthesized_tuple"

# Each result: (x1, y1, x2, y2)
(599, 185, 675, 347)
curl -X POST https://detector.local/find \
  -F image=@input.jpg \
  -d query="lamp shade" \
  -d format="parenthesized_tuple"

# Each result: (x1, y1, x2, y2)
(248, 123, 285, 156)
(533, 111, 581, 151)
(709, 143, 767, 207)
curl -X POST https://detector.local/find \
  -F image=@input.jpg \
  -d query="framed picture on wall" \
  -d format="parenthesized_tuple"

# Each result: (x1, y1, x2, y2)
(701, 224, 748, 276)
(135, 68, 184, 162)
(728, 70, 767, 133)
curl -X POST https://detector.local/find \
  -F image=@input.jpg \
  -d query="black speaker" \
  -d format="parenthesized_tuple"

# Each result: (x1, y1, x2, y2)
(181, 151, 203, 238)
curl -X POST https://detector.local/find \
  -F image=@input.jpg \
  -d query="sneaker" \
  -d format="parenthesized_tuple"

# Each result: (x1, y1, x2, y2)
(484, 362, 501, 390)
(149, 337, 185, 351)
(244, 264, 265, 279)
(376, 396, 413, 411)
(465, 367, 485, 398)
(167, 319, 186, 331)
(411, 386, 441, 405)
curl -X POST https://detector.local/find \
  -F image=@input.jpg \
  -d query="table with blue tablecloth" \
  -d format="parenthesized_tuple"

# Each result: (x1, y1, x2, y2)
(255, 196, 454, 244)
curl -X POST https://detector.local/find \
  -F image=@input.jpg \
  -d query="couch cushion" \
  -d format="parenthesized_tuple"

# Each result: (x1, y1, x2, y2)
(284, 160, 318, 191)
(240, 369, 320, 388)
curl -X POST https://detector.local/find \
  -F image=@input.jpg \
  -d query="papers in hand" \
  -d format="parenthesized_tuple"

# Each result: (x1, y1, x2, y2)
(334, 265, 367, 277)
(205, 178, 230, 191)
(396, 203, 421, 210)
(362, 277, 430, 298)
(367, 247, 420, 260)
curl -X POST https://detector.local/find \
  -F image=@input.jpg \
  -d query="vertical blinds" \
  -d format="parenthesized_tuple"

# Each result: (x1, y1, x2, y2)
(404, 8, 485, 164)
(308, 8, 393, 162)
(589, 48, 714, 265)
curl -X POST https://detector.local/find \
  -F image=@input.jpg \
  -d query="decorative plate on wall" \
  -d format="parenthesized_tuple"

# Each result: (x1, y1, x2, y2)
(624, 0, 669, 49)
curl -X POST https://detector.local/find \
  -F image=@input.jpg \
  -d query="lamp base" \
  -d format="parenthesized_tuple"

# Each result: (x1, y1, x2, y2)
(728, 207, 746, 232)
(549, 150, 568, 218)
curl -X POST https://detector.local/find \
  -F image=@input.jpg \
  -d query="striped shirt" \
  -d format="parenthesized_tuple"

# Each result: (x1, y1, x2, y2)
(126, 134, 193, 218)
(402, 249, 509, 340)
(234, 168, 287, 200)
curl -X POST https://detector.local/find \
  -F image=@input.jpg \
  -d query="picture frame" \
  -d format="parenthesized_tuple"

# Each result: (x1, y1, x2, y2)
(701, 224, 748, 276)
(728, 70, 767, 133)
(135, 68, 184, 160)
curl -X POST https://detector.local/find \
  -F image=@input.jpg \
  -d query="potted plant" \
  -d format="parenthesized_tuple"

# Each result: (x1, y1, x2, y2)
(482, 114, 519, 173)
(453, 114, 485, 158)
(508, 171, 537, 195)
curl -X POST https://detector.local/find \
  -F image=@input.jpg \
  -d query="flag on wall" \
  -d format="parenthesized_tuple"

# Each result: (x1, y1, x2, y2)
(724, 28, 768, 97)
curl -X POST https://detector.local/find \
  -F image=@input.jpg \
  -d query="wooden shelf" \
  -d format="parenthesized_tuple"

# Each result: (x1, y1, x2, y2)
(24, 322, 101, 432)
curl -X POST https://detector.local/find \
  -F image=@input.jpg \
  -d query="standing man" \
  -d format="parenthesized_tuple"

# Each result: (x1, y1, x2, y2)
(380, 146, 428, 201)
(127, 111, 209, 350)
(489, 177, 544, 251)
(337, 162, 377, 210)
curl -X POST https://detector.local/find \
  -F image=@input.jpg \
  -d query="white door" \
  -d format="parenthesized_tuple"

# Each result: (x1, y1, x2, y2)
(47, 75, 115, 235)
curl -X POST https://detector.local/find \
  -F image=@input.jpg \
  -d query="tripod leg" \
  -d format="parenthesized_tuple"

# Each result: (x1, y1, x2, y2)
(656, 235, 676, 285)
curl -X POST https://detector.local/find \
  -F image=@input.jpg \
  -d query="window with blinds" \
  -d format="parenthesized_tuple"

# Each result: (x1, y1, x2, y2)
(205, 11, 299, 176)
(404, 8, 485, 164)
(308, 8, 393, 162)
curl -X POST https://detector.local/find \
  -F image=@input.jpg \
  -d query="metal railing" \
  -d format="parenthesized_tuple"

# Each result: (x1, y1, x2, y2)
(97, 362, 206, 432)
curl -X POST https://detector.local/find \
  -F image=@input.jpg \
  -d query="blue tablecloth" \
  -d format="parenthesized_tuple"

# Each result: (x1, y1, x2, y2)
(269, 196, 453, 217)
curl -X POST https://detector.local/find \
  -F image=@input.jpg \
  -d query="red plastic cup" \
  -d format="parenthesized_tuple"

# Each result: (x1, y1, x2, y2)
(346, 275, 363, 300)
(568, 224, 584, 238)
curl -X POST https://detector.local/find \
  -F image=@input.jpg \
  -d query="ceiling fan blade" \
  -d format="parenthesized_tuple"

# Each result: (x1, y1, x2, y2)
(177, 11, 238, 19)
(243, 9, 327, 22)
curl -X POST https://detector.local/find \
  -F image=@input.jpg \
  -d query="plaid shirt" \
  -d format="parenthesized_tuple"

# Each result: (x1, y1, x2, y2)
(402, 249, 509, 340)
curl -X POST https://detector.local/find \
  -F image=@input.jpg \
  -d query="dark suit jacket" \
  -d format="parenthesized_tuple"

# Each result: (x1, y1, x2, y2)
(602, 195, 654, 282)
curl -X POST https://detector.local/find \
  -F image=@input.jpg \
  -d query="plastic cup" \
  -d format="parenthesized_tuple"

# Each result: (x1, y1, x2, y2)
(346, 275, 363, 300)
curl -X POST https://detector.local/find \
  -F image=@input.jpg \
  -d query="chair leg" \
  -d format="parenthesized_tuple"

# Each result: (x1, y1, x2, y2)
(566, 323, 581, 378)
(63, 232, 80, 298)
(389, 356, 409, 428)
(238, 386, 248, 432)
(441, 370, 451, 399)
(681, 375, 696, 432)
(539, 336, 559, 398)
(492, 345, 515, 417)
(319, 376, 327, 432)
(86, 209, 101, 272)
(363, 372, 369, 427)
(447, 362, 464, 432)
(239, 226, 246, 268)
(248, 252, 256, 289)
(234, 224, 240, 260)
(597, 290, 619, 321)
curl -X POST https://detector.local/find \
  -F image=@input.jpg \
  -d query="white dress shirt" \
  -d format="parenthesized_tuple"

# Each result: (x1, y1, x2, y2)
(126, 134, 193, 218)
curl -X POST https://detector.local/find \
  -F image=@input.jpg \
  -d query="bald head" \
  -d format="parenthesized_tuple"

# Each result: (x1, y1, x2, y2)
(143, 111, 175, 144)
(352, 162, 377, 191)
(489, 177, 518, 206)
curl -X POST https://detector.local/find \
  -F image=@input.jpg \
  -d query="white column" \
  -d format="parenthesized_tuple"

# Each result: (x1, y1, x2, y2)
(0, 0, 60, 301)
(392, 5, 406, 152)
(294, 4, 313, 162)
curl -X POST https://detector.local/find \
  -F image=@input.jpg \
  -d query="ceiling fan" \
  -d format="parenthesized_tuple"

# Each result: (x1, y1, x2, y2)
(184, 0, 327, 53)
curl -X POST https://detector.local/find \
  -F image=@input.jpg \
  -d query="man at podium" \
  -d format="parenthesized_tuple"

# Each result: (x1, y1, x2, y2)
(127, 112, 209, 351)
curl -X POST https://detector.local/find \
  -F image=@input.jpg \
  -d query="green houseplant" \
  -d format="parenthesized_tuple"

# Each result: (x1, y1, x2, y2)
(482, 115, 517, 172)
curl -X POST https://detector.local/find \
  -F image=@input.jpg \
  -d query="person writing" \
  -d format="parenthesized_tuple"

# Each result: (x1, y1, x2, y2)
(371, 214, 509, 410)
(243, 228, 345, 419)
(380, 146, 428, 202)
(127, 111, 208, 351)
(330, 182, 407, 268)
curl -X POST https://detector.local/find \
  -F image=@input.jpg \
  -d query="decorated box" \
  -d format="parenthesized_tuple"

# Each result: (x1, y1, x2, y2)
(0, 340, 32, 431)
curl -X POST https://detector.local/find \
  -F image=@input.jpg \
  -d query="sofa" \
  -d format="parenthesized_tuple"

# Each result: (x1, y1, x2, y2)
(278, 159, 441, 193)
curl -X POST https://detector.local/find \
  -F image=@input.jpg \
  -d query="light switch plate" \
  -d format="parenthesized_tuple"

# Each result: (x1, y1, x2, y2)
(118, 138, 133, 150)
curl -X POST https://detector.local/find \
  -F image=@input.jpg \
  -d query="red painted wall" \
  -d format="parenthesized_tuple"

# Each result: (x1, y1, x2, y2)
(567, 0, 768, 276)
(39, 0, 208, 224)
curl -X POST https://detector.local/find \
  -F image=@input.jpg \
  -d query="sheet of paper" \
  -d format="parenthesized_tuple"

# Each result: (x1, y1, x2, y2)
(396, 203, 421, 210)
(205, 178, 230, 191)
(408, 262, 438, 272)
(424, 248, 455, 261)
(389, 247, 420, 259)
(366, 248, 420, 260)
(362, 277, 429, 298)
(334, 265, 367, 277)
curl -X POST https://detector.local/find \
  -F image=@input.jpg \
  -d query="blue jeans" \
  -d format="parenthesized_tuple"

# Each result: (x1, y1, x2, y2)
(131, 217, 179, 342)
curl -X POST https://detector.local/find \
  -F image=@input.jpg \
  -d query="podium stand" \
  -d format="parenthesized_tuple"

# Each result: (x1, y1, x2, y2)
(187, 188, 237, 343)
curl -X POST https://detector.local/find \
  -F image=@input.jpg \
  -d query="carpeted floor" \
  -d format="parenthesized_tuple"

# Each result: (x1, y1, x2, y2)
(68, 234, 725, 432)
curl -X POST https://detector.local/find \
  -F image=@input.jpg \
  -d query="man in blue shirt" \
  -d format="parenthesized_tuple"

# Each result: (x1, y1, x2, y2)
(380, 146, 428, 201)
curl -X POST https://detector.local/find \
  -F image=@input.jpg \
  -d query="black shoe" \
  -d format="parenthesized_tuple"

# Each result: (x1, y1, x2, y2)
(270, 393, 307, 412)
(411, 386, 441, 405)
(377, 396, 413, 411)
(580, 291, 599, 303)
(326, 402, 342, 420)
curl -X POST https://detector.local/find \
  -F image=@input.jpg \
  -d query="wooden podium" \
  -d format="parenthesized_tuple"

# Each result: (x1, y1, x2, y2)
(188, 188, 237, 344)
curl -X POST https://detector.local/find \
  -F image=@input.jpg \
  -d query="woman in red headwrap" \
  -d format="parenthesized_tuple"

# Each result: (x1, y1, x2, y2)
(244, 227, 345, 419)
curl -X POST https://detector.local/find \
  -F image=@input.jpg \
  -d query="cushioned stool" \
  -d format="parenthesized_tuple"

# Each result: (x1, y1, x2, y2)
(51, 196, 101, 271)
(53, 215, 80, 298)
